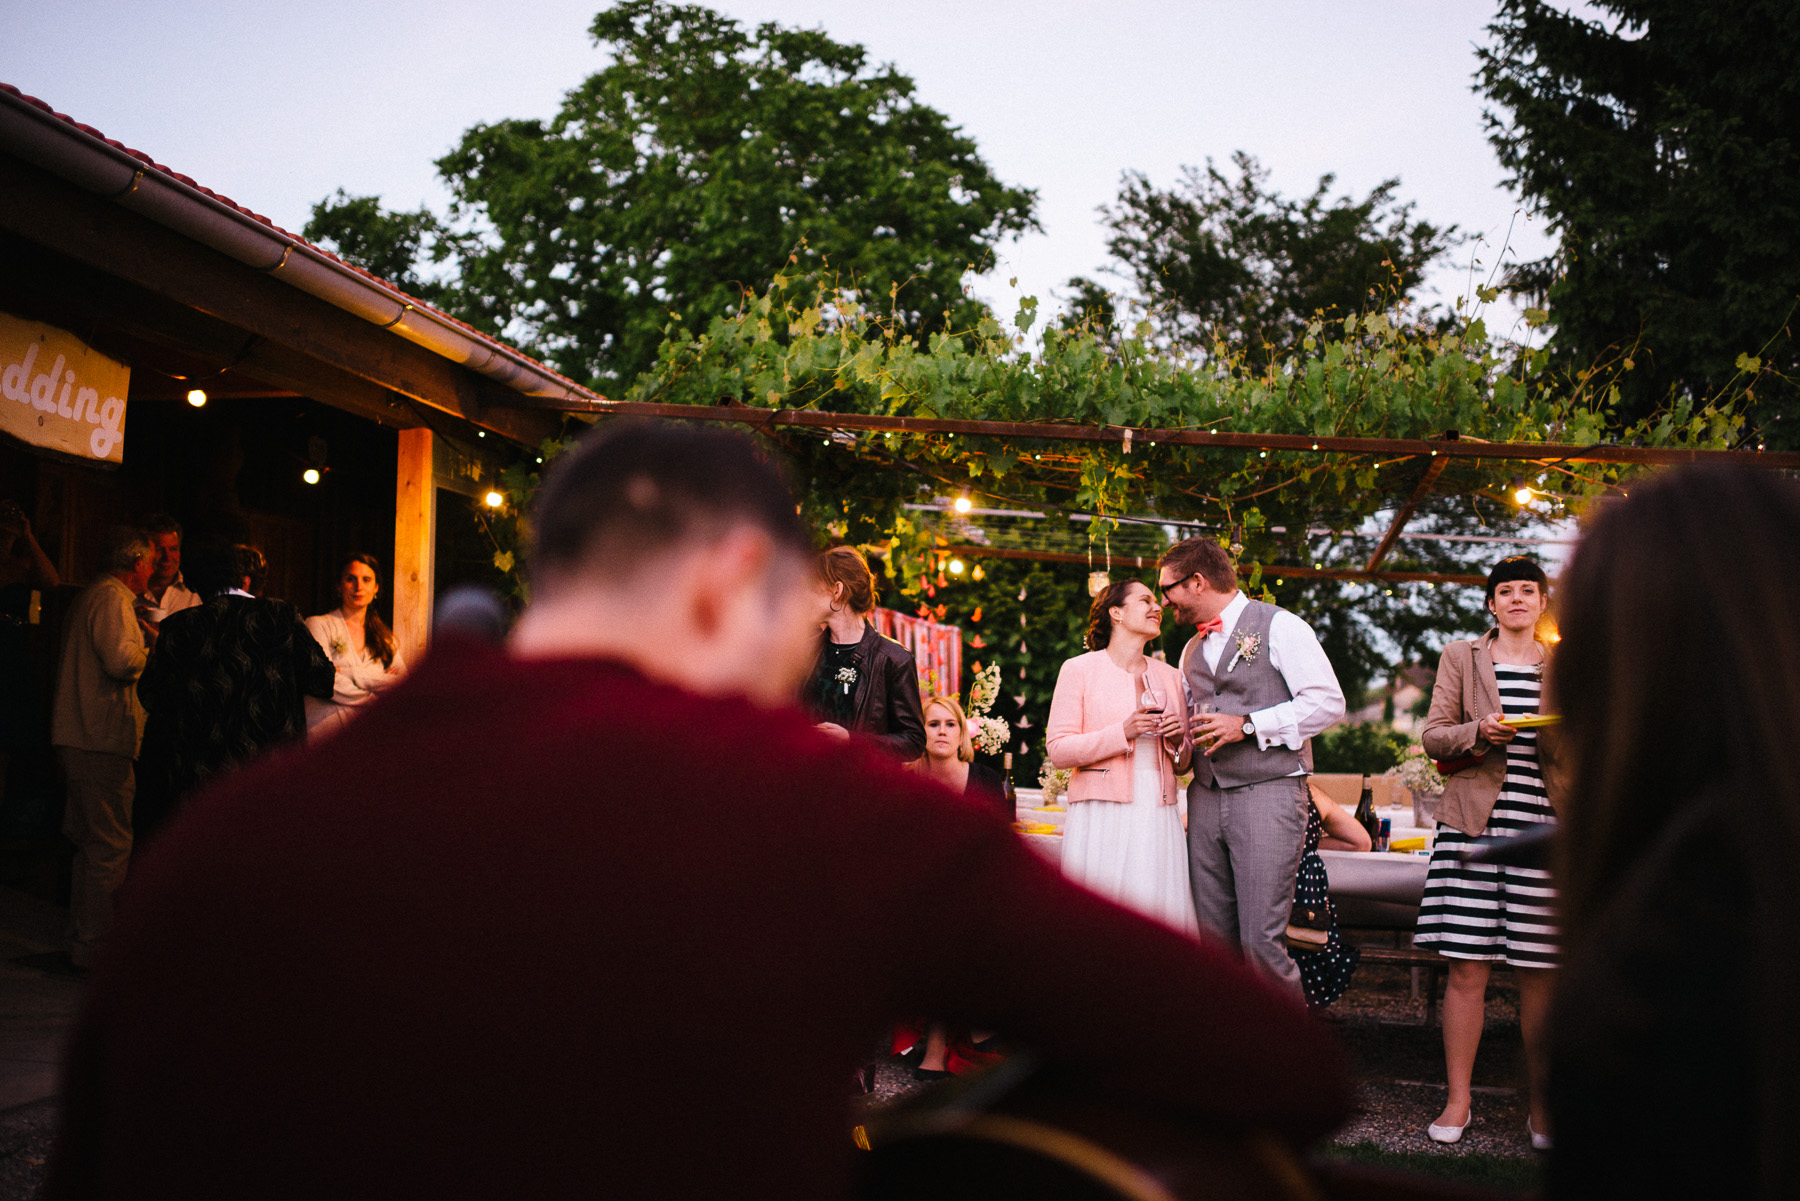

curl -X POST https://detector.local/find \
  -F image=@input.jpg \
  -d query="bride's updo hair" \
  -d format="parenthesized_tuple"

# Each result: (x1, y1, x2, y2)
(1084, 578, 1143, 651)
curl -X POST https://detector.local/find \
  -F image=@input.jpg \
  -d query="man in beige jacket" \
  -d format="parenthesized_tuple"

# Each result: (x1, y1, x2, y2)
(52, 527, 155, 969)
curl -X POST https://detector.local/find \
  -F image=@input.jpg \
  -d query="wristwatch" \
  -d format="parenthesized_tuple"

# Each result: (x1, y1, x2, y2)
(1241, 718, 1257, 738)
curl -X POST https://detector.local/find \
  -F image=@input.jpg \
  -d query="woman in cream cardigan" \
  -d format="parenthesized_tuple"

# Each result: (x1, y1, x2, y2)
(304, 553, 404, 738)
(1047, 579, 1196, 934)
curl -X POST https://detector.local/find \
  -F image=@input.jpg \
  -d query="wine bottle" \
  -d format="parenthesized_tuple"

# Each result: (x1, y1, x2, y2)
(1002, 751, 1018, 817)
(1353, 774, 1379, 846)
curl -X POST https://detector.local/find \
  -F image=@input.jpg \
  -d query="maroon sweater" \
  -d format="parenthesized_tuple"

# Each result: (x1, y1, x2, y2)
(51, 640, 1349, 1200)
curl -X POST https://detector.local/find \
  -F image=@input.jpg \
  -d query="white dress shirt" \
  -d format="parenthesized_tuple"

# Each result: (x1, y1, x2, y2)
(1187, 591, 1345, 770)
(136, 576, 201, 625)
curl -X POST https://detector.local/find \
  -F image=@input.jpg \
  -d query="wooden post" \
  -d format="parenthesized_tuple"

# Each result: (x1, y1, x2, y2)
(394, 427, 436, 666)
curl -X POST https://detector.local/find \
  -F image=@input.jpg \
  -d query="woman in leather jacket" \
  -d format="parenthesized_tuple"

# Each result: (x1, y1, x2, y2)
(802, 547, 925, 760)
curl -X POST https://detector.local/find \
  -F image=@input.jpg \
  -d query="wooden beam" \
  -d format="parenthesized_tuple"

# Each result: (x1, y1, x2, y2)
(513, 399, 1800, 469)
(394, 428, 436, 666)
(1365, 456, 1450, 572)
(0, 155, 560, 447)
(939, 544, 1487, 587)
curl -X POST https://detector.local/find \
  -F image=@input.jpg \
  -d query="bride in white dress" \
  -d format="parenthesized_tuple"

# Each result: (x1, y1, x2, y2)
(1047, 580, 1199, 935)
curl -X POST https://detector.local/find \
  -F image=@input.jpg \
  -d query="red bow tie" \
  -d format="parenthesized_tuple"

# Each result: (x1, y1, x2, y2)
(1195, 617, 1225, 637)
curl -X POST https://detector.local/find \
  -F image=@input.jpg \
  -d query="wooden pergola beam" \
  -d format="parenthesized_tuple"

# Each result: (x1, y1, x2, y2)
(1365, 456, 1450, 572)
(939, 544, 1486, 587)
(513, 397, 1800, 469)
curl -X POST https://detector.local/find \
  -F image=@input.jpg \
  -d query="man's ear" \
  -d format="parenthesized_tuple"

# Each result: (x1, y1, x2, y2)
(686, 527, 773, 639)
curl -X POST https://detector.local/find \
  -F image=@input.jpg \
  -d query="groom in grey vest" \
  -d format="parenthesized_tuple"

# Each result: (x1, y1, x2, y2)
(1159, 537, 1345, 999)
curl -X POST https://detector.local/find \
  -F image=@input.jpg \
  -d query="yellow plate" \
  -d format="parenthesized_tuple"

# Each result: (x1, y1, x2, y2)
(1498, 713, 1562, 729)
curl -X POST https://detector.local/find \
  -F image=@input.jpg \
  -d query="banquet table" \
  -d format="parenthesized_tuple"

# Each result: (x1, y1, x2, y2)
(1014, 802, 1434, 929)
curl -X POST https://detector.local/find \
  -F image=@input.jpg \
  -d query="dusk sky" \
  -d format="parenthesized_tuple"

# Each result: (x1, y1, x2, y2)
(2, 1, 1588, 336)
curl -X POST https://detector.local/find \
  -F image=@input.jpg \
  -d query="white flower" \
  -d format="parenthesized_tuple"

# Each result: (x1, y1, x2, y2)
(969, 714, 1010, 756)
(967, 662, 1002, 719)
(834, 665, 858, 694)
(1038, 761, 1072, 805)
(1225, 631, 1262, 672)
(1395, 745, 1445, 795)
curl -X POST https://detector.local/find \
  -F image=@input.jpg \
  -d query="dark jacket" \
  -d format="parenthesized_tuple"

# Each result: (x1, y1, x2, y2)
(134, 595, 334, 841)
(804, 622, 926, 760)
(50, 643, 1350, 1201)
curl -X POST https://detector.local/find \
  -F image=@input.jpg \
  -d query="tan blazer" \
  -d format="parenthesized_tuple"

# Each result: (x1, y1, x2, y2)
(51, 573, 149, 758)
(1421, 628, 1565, 837)
(1047, 651, 1190, 805)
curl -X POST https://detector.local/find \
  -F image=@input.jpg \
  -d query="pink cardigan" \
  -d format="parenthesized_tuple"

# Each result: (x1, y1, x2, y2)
(1046, 651, 1191, 805)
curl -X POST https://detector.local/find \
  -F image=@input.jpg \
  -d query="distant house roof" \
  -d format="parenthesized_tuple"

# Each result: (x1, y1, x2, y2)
(0, 82, 601, 408)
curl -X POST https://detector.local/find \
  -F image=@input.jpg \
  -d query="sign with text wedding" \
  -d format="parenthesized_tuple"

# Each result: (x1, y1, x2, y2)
(0, 312, 130, 464)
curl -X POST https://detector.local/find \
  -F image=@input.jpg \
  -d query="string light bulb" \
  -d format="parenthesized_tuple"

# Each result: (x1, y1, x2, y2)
(952, 495, 973, 514)
(185, 389, 207, 407)
(302, 468, 321, 485)
(948, 558, 965, 575)
(484, 489, 505, 509)
(1511, 477, 1534, 506)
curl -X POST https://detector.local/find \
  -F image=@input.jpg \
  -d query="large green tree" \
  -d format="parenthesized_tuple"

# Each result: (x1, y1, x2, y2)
(1477, 0, 1800, 443)
(305, 1, 1037, 390)
(1068, 153, 1459, 370)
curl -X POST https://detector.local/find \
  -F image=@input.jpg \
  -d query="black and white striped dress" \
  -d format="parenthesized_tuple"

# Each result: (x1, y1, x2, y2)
(1413, 663, 1558, 967)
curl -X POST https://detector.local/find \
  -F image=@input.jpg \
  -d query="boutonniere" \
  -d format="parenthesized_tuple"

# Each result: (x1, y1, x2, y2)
(834, 665, 859, 695)
(1226, 632, 1262, 673)
(330, 638, 348, 656)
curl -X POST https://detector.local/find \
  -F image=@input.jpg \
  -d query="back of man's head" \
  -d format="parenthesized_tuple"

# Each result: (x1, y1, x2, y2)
(529, 420, 807, 594)
(100, 526, 152, 574)
(185, 539, 267, 599)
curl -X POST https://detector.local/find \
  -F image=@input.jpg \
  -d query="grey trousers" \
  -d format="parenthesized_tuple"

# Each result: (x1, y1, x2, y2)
(1187, 774, 1308, 1001)
(58, 747, 135, 969)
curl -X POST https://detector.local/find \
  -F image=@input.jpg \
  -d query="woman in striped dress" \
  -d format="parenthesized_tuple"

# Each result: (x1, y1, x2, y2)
(1415, 557, 1565, 1149)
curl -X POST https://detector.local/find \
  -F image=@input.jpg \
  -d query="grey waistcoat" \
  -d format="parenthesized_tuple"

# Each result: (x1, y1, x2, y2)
(1182, 598, 1311, 790)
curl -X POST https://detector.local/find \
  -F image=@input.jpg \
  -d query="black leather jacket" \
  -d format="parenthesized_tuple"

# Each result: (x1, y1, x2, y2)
(803, 623, 926, 760)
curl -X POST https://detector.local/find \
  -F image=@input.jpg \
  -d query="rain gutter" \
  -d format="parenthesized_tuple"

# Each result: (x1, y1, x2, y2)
(0, 86, 599, 406)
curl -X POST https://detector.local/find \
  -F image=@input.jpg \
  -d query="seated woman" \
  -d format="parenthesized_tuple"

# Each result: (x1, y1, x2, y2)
(304, 554, 404, 738)
(1046, 579, 1195, 935)
(899, 694, 1009, 1078)
(913, 694, 1009, 820)
(1547, 466, 1800, 1200)
(1287, 783, 1368, 1010)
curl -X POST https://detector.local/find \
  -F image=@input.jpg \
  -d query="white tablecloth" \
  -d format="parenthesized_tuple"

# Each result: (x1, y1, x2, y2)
(1014, 804, 1433, 908)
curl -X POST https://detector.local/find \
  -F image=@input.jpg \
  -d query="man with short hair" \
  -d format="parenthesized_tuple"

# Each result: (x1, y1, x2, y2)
(133, 540, 333, 844)
(1159, 537, 1345, 1000)
(51, 422, 1349, 1200)
(52, 527, 155, 969)
(135, 514, 199, 630)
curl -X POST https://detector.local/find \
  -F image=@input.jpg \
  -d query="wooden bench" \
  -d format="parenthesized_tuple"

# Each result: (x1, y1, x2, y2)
(1343, 929, 1447, 1024)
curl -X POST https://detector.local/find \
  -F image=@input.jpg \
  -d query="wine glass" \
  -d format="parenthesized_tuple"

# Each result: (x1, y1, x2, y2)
(1195, 701, 1218, 751)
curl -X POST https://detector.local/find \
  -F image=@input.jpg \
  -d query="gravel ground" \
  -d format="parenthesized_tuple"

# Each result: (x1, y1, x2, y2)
(0, 1099, 53, 1200)
(863, 961, 1543, 1169)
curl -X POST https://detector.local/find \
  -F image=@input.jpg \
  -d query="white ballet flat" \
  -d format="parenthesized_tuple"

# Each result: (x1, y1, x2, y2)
(1527, 1116, 1552, 1152)
(1427, 1115, 1469, 1144)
